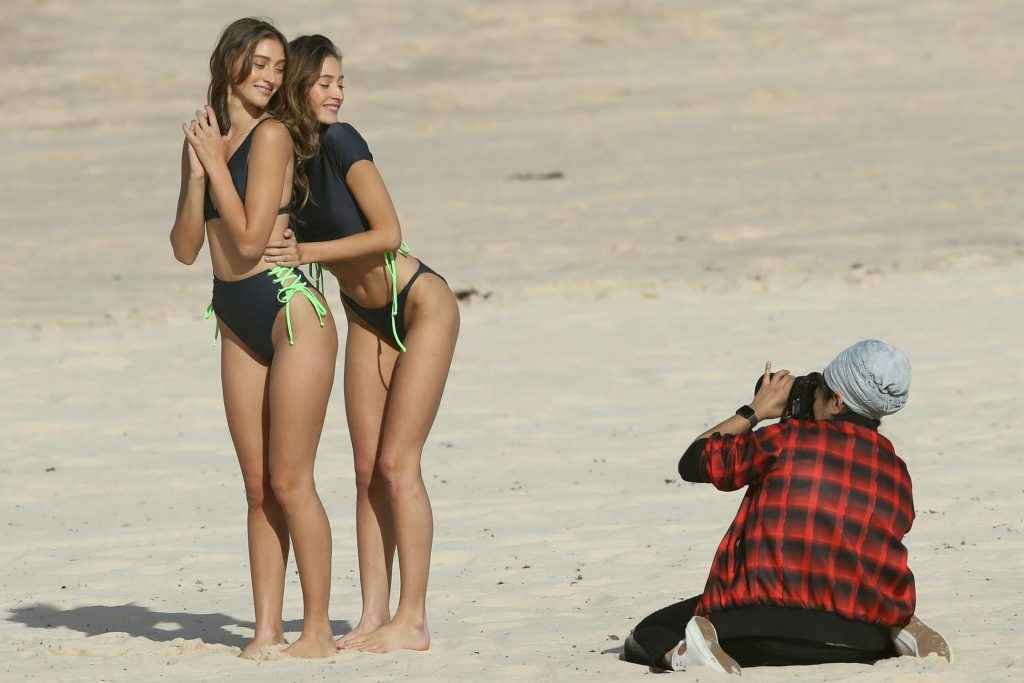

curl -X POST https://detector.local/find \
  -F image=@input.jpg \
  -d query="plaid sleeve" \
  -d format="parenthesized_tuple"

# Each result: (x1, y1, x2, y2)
(701, 423, 786, 491)
(897, 459, 915, 535)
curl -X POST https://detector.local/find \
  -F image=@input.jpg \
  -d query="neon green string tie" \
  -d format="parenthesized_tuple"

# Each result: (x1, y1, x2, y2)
(204, 302, 219, 345)
(384, 241, 412, 352)
(270, 265, 327, 345)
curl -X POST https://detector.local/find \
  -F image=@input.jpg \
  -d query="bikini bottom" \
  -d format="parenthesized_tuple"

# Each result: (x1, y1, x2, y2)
(341, 260, 445, 351)
(208, 266, 327, 364)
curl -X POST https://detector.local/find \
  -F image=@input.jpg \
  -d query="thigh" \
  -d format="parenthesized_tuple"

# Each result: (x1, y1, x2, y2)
(343, 315, 398, 476)
(267, 295, 338, 476)
(378, 280, 459, 457)
(219, 323, 271, 488)
(723, 637, 888, 667)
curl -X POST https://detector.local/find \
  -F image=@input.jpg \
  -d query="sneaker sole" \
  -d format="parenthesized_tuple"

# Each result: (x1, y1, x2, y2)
(685, 616, 742, 675)
(893, 616, 953, 663)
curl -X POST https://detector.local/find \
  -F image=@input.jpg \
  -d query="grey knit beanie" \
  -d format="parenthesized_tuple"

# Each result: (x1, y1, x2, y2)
(823, 340, 911, 419)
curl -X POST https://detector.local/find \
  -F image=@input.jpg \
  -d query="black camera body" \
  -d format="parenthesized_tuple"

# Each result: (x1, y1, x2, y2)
(754, 372, 823, 421)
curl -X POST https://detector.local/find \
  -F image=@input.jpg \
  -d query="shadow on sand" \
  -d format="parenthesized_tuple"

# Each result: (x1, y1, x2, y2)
(7, 603, 351, 650)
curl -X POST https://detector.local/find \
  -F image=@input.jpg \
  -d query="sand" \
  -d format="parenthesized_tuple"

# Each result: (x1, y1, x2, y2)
(2, 1, 1022, 680)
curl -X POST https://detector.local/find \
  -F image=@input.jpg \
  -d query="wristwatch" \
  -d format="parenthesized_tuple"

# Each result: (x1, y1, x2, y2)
(735, 405, 759, 429)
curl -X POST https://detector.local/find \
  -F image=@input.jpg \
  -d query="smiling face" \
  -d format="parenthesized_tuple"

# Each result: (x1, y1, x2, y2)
(232, 38, 286, 110)
(308, 55, 344, 124)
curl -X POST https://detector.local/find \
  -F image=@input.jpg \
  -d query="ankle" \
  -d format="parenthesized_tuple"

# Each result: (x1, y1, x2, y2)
(359, 609, 390, 626)
(389, 612, 427, 630)
(299, 618, 333, 639)
(252, 628, 284, 642)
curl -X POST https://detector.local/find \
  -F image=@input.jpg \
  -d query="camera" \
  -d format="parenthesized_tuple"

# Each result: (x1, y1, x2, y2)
(754, 371, 824, 421)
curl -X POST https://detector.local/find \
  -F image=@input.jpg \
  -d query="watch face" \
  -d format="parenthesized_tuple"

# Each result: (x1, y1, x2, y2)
(736, 405, 755, 419)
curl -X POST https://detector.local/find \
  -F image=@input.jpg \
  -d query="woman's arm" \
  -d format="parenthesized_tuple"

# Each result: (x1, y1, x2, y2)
(185, 108, 292, 263)
(264, 160, 402, 266)
(169, 138, 206, 265)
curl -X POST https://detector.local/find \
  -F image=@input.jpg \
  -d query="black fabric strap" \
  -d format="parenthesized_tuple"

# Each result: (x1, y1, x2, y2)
(736, 404, 758, 429)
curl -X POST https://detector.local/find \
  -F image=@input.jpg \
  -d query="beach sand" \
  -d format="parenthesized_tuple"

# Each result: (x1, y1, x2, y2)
(2, 1, 1022, 680)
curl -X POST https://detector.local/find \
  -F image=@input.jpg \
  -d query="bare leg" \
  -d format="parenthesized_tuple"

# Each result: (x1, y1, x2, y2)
(219, 324, 289, 659)
(336, 318, 400, 648)
(266, 296, 339, 659)
(346, 275, 459, 653)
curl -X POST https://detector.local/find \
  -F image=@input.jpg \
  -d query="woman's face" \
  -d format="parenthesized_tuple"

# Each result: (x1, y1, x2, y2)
(309, 55, 344, 124)
(232, 38, 286, 111)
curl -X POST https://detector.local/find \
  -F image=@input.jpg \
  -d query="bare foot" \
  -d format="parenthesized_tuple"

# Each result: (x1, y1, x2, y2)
(284, 632, 337, 659)
(335, 617, 388, 650)
(239, 632, 287, 660)
(343, 620, 429, 654)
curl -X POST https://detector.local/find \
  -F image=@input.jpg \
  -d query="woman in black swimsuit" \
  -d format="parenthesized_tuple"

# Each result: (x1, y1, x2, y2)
(265, 35, 459, 653)
(169, 18, 338, 659)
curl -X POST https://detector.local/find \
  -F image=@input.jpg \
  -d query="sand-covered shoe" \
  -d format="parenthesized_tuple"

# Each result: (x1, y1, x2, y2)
(671, 616, 741, 675)
(892, 615, 953, 663)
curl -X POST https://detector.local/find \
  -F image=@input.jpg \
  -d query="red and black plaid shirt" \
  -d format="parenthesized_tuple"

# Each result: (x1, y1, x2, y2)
(688, 415, 915, 627)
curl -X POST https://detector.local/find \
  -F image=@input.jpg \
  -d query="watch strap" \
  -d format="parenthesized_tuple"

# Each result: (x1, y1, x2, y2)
(736, 404, 758, 428)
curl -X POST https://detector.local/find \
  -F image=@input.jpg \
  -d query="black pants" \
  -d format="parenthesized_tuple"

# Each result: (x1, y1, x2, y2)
(624, 597, 892, 669)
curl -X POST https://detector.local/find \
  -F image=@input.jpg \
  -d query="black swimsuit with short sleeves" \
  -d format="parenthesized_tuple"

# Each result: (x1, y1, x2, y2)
(292, 123, 373, 239)
(292, 123, 445, 351)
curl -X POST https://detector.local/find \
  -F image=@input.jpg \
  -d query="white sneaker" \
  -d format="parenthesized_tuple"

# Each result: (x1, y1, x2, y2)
(891, 615, 953, 663)
(671, 616, 742, 675)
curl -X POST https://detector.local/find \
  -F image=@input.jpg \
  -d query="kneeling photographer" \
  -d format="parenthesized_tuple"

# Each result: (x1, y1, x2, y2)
(622, 340, 951, 674)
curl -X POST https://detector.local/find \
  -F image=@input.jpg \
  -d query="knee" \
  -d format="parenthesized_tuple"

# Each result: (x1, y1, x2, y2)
(353, 456, 377, 494)
(269, 469, 314, 507)
(243, 478, 272, 511)
(376, 449, 423, 494)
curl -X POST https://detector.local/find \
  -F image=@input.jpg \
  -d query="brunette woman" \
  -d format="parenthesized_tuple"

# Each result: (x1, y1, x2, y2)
(265, 35, 459, 653)
(170, 18, 338, 659)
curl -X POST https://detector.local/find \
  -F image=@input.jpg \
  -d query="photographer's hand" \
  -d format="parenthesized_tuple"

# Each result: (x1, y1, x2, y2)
(750, 362, 794, 421)
(681, 362, 795, 486)
(695, 362, 793, 440)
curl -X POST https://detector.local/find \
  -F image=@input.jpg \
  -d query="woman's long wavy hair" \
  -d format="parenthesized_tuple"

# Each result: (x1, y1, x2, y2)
(277, 35, 342, 210)
(207, 18, 288, 133)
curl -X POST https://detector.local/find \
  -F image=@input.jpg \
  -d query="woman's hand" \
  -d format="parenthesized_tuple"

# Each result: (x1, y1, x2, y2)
(184, 134, 205, 179)
(750, 362, 794, 420)
(182, 105, 228, 172)
(264, 228, 303, 267)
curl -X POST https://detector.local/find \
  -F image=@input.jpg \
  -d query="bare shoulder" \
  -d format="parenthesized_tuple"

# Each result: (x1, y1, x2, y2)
(251, 118, 293, 152)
